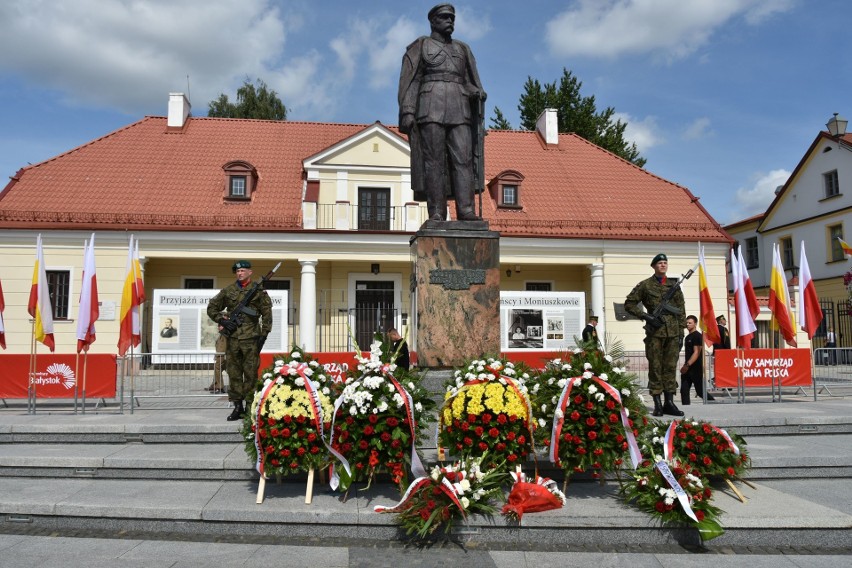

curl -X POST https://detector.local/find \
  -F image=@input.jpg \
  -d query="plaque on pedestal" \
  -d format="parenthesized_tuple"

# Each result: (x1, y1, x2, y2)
(410, 223, 500, 368)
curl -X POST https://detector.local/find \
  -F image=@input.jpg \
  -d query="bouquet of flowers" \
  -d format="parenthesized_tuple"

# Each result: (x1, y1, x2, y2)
(438, 357, 534, 470)
(501, 467, 566, 522)
(644, 419, 750, 481)
(242, 348, 338, 479)
(530, 346, 646, 481)
(331, 333, 435, 491)
(621, 458, 724, 541)
(374, 456, 505, 539)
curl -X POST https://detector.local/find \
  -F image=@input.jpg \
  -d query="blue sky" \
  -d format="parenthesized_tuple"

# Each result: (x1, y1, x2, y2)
(0, 0, 849, 225)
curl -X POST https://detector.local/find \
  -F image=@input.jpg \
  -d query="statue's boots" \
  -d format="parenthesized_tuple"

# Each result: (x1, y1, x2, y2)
(662, 392, 685, 416)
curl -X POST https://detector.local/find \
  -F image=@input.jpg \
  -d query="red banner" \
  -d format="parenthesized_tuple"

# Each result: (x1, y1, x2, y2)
(0, 354, 117, 398)
(714, 348, 812, 388)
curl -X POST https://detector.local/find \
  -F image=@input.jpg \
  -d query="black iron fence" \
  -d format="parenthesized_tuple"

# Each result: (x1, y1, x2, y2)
(315, 204, 428, 231)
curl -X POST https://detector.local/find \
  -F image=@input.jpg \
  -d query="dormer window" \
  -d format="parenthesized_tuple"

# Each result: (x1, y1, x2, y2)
(502, 184, 518, 206)
(230, 176, 247, 197)
(488, 170, 525, 209)
(223, 161, 258, 201)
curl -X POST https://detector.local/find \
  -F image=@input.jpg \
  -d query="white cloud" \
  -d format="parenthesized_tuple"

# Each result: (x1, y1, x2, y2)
(613, 112, 663, 152)
(683, 117, 713, 140)
(0, 0, 289, 115)
(544, 0, 794, 60)
(732, 168, 790, 219)
(454, 6, 492, 41)
(368, 18, 418, 89)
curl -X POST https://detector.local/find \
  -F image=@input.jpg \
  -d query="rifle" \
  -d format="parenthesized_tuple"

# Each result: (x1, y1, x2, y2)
(642, 263, 699, 334)
(472, 94, 486, 217)
(219, 262, 281, 337)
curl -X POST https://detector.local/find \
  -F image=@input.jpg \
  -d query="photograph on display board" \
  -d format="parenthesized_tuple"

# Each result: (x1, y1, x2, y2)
(508, 309, 544, 349)
(200, 317, 221, 351)
(158, 316, 179, 341)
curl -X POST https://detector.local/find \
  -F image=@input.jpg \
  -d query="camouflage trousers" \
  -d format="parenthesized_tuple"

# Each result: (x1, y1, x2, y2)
(645, 334, 682, 395)
(225, 337, 260, 404)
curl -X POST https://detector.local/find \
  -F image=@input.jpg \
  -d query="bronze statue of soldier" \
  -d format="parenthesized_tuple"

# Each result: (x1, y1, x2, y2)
(398, 3, 486, 222)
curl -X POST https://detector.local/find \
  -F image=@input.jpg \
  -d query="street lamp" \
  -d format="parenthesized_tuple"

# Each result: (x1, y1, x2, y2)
(827, 113, 848, 137)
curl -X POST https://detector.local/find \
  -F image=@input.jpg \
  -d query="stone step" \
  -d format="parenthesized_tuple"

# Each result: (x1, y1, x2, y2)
(0, 475, 848, 550)
(2, 435, 851, 481)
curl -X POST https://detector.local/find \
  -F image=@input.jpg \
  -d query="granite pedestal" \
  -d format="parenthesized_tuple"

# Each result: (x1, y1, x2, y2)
(410, 220, 500, 367)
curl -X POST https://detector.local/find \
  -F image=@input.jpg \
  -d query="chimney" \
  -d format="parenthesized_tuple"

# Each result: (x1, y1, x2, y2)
(167, 92, 191, 128)
(536, 108, 558, 146)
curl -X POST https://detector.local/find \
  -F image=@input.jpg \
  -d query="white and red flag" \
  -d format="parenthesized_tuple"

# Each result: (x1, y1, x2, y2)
(76, 234, 100, 353)
(28, 234, 55, 352)
(731, 248, 757, 348)
(797, 241, 823, 339)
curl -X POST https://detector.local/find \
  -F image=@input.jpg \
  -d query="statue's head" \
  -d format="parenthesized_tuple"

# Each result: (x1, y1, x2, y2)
(428, 3, 455, 34)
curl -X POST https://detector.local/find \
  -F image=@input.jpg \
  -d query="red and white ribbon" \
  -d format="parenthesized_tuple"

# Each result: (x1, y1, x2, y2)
(292, 363, 351, 489)
(382, 367, 427, 478)
(253, 378, 279, 477)
(373, 474, 465, 517)
(664, 421, 740, 461)
(710, 424, 740, 455)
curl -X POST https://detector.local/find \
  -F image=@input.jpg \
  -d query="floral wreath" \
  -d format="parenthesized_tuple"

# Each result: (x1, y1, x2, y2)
(645, 418, 750, 481)
(242, 348, 347, 481)
(374, 456, 505, 539)
(531, 347, 646, 481)
(438, 357, 534, 470)
(330, 332, 435, 491)
(621, 457, 724, 541)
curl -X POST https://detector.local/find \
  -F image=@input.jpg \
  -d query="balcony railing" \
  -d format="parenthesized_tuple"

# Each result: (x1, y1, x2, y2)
(303, 202, 428, 232)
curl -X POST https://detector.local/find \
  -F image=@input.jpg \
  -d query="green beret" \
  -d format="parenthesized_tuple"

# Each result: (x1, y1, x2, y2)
(650, 253, 667, 266)
(589, 315, 599, 321)
(232, 260, 252, 273)
(428, 3, 455, 20)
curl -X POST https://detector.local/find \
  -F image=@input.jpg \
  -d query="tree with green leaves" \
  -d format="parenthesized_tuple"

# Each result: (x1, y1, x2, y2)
(489, 107, 513, 130)
(207, 78, 287, 121)
(491, 68, 645, 167)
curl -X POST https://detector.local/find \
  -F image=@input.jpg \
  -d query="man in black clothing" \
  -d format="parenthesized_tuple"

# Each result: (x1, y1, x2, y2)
(681, 315, 713, 404)
(388, 328, 410, 371)
(581, 315, 600, 347)
(713, 314, 730, 350)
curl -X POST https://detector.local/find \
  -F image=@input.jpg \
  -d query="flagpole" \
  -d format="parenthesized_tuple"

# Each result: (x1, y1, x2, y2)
(29, 320, 36, 415)
(82, 351, 88, 414)
(74, 351, 80, 414)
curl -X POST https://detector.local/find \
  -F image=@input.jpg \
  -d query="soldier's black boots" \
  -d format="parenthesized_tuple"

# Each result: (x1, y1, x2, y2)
(227, 400, 244, 421)
(663, 392, 684, 416)
(651, 394, 664, 417)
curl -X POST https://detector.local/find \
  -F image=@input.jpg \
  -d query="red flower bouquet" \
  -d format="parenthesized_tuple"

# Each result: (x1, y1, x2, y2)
(621, 458, 724, 541)
(438, 358, 534, 471)
(648, 419, 750, 480)
(374, 456, 505, 539)
(242, 348, 338, 479)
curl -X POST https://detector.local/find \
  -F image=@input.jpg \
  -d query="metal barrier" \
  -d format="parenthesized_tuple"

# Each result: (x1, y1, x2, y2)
(812, 348, 852, 396)
(120, 351, 229, 412)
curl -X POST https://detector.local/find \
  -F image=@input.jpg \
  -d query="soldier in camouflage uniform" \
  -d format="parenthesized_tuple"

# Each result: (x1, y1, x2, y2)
(207, 260, 272, 421)
(624, 253, 686, 417)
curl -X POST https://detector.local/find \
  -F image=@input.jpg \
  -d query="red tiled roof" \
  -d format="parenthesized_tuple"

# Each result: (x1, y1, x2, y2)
(483, 130, 727, 241)
(0, 116, 728, 241)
